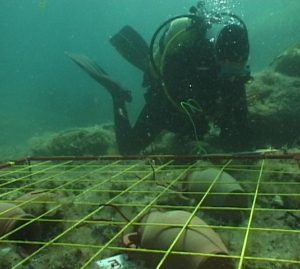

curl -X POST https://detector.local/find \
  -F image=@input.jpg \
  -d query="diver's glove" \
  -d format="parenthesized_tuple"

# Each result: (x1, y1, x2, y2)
(66, 52, 132, 103)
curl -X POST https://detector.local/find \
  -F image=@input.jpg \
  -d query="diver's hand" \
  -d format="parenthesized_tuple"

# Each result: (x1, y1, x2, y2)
(66, 52, 132, 103)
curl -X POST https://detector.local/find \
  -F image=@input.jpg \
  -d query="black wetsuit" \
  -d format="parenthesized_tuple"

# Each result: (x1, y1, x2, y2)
(113, 37, 251, 155)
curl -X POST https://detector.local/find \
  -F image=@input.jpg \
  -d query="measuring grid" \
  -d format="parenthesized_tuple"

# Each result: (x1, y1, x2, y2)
(0, 155, 299, 269)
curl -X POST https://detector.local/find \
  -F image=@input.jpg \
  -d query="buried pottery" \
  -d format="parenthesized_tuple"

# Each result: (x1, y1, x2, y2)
(185, 168, 248, 222)
(134, 210, 234, 269)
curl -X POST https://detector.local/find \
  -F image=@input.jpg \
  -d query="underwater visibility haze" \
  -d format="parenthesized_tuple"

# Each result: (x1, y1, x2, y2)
(1, 2, 300, 269)
(1, 0, 300, 158)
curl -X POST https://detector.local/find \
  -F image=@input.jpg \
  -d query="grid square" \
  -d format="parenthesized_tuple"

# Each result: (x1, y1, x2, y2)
(0, 155, 299, 269)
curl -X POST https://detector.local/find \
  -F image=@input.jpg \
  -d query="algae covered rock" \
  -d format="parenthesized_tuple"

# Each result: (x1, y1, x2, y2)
(30, 124, 117, 156)
(272, 43, 300, 77)
(247, 70, 300, 146)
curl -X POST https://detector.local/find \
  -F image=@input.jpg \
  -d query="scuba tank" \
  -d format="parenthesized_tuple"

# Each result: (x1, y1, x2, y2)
(148, 1, 250, 110)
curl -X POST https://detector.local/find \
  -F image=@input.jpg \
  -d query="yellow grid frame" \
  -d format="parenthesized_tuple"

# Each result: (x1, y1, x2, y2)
(0, 154, 299, 269)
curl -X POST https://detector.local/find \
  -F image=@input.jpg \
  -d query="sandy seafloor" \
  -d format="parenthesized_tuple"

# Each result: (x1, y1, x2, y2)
(0, 156, 299, 269)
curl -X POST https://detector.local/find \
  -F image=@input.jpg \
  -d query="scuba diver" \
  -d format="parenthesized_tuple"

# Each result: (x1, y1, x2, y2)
(67, 1, 252, 155)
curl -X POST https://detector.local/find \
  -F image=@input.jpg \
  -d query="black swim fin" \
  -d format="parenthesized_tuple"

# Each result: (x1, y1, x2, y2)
(66, 52, 132, 103)
(110, 25, 149, 72)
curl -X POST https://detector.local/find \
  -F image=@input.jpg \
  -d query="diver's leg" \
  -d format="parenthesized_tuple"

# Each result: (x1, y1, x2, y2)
(111, 97, 134, 155)
(66, 53, 136, 153)
(115, 101, 163, 155)
(66, 52, 163, 154)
